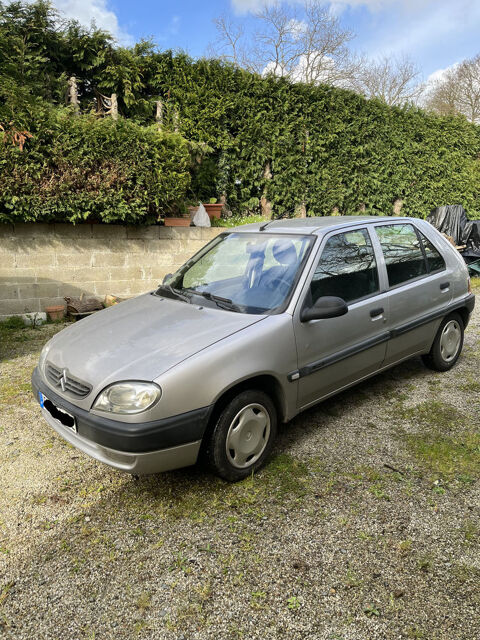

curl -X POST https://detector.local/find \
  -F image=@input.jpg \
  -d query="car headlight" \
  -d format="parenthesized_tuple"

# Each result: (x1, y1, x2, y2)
(93, 382, 161, 415)
(38, 343, 51, 374)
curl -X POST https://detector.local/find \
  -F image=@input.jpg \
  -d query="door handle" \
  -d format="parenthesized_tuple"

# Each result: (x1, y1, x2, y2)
(370, 307, 384, 318)
(440, 282, 450, 291)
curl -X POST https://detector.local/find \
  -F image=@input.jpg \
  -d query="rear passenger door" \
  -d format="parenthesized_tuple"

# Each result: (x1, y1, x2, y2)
(372, 222, 452, 366)
(294, 227, 390, 409)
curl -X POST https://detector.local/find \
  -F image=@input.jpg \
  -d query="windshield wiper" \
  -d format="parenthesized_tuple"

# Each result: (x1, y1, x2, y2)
(188, 290, 241, 312)
(157, 284, 191, 303)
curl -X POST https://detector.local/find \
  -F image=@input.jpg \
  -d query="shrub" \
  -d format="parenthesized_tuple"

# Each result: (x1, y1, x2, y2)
(0, 111, 191, 224)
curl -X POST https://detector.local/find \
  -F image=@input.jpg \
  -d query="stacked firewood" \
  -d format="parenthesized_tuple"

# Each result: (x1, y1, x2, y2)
(64, 294, 103, 315)
(64, 293, 125, 316)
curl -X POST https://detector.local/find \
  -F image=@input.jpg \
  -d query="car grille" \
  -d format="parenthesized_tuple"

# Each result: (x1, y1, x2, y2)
(45, 362, 92, 398)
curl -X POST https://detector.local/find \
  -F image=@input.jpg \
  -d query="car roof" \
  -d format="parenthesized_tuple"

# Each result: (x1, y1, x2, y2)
(225, 215, 412, 235)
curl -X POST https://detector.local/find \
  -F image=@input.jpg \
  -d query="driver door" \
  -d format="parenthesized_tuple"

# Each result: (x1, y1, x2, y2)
(293, 227, 390, 410)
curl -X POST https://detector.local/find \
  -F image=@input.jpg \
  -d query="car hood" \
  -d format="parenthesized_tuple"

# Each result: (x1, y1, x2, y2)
(43, 293, 265, 393)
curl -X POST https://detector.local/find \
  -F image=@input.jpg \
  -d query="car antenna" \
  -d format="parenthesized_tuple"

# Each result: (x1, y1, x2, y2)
(259, 220, 274, 231)
(259, 208, 294, 231)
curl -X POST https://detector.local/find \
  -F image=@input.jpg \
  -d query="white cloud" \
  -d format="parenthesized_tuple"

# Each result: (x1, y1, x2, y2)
(231, 0, 476, 17)
(168, 15, 181, 37)
(426, 63, 458, 87)
(231, 0, 275, 13)
(231, 0, 416, 13)
(6, 0, 133, 44)
(157, 15, 182, 43)
(363, 1, 480, 60)
(262, 52, 335, 83)
(287, 18, 307, 38)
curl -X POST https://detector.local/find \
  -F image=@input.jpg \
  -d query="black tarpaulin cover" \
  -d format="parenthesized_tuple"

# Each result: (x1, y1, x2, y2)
(427, 205, 480, 259)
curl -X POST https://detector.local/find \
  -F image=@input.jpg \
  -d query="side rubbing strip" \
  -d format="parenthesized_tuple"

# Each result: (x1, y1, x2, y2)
(296, 331, 390, 379)
(291, 294, 474, 381)
(390, 294, 475, 338)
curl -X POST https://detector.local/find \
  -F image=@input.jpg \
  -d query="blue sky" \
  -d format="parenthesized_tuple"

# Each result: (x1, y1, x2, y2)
(33, 1, 480, 82)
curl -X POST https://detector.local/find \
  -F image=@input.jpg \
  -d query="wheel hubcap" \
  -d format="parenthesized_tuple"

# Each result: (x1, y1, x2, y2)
(226, 403, 270, 469)
(440, 320, 461, 362)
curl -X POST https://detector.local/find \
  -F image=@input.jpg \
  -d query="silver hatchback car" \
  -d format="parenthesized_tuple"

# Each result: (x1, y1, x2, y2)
(32, 216, 475, 481)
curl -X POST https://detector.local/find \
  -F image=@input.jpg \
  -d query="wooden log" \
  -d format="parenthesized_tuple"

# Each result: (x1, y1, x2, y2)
(64, 295, 103, 315)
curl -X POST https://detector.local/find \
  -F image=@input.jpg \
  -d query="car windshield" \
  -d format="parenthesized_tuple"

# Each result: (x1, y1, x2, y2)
(156, 232, 314, 314)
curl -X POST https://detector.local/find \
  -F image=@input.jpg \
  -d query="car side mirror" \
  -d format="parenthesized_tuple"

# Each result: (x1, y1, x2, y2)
(162, 273, 173, 284)
(300, 296, 348, 322)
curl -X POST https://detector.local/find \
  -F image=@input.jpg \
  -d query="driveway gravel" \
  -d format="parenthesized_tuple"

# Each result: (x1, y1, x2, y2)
(1, 281, 479, 640)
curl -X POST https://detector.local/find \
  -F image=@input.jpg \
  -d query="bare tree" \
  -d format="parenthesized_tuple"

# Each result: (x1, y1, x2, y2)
(253, 3, 301, 77)
(349, 55, 424, 106)
(424, 68, 460, 117)
(296, 1, 354, 86)
(207, 3, 422, 106)
(208, 14, 249, 68)
(425, 55, 480, 123)
(208, 1, 354, 85)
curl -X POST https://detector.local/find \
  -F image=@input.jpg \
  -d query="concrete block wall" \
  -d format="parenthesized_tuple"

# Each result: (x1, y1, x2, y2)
(0, 223, 223, 318)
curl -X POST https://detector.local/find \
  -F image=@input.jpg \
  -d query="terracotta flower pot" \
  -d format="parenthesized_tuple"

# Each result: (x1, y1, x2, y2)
(45, 305, 65, 321)
(203, 203, 223, 219)
(164, 217, 191, 227)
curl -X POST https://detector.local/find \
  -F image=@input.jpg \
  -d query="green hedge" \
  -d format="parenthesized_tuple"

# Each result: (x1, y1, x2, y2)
(151, 56, 480, 219)
(1, 2, 480, 222)
(0, 111, 191, 224)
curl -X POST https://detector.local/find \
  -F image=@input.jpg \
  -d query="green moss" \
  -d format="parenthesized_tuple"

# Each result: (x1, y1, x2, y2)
(470, 277, 480, 294)
(0, 321, 69, 362)
(260, 453, 311, 497)
(0, 316, 25, 330)
(397, 400, 465, 430)
(405, 430, 480, 478)
(459, 377, 480, 393)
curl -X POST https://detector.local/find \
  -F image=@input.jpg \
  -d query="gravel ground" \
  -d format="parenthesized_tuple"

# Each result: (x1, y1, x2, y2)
(1, 281, 479, 640)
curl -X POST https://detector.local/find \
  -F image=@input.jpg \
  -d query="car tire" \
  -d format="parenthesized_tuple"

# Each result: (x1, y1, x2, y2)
(422, 312, 464, 372)
(204, 390, 277, 482)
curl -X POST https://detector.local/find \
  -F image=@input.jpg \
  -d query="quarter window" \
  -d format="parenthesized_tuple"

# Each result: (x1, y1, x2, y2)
(310, 229, 379, 304)
(375, 224, 427, 287)
(418, 231, 446, 273)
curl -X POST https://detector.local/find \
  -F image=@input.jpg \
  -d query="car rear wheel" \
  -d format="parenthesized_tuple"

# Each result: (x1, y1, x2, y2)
(204, 390, 277, 482)
(422, 312, 464, 372)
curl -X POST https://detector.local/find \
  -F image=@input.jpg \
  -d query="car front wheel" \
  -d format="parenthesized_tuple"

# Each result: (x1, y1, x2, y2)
(422, 312, 464, 372)
(204, 390, 277, 482)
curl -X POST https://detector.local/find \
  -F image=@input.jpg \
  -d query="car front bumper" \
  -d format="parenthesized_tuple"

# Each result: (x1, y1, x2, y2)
(32, 367, 212, 474)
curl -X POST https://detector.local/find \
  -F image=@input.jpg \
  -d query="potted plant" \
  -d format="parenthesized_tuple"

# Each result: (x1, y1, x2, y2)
(187, 200, 199, 219)
(45, 304, 66, 321)
(163, 204, 192, 227)
(203, 198, 223, 220)
(164, 214, 191, 227)
(203, 198, 223, 218)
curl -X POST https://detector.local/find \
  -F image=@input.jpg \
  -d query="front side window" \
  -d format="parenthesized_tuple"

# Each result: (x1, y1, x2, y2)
(375, 224, 427, 287)
(310, 228, 379, 304)
(159, 232, 313, 314)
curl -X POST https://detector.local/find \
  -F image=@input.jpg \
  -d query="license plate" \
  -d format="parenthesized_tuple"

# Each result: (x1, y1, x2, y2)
(39, 392, 77, 433)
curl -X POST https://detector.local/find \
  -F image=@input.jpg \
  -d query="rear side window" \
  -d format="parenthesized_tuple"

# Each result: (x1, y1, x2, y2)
(375, 224, 427, 287)
(418, 231, 446, 273)
(310, 228, 379, 304)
